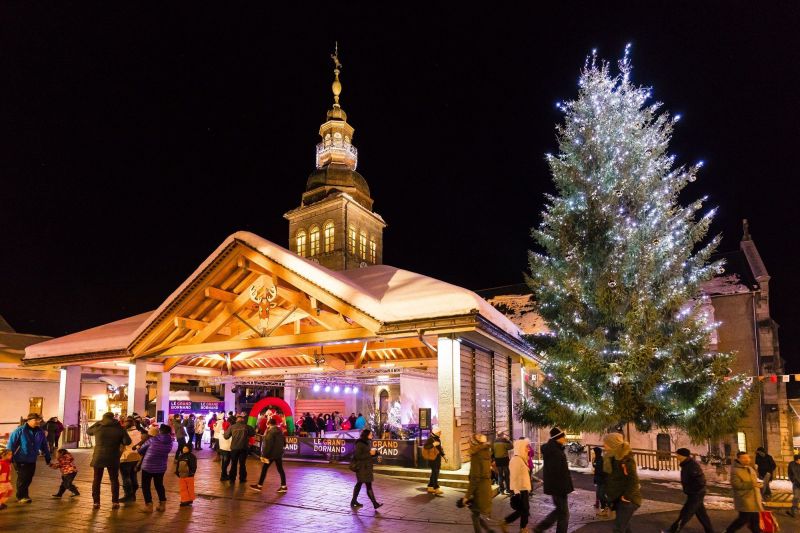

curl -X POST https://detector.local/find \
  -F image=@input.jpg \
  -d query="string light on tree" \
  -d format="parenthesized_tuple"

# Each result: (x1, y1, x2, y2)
(518, 46, 752, 442)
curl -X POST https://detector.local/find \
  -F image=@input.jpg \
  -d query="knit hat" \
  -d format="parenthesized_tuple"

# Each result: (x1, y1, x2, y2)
(474, 433, 488, 444)
(676, 448, 691, 458)
(549, 427, 566, 440)
(431, 426, 441, 436)
(25, 413, 41, 421)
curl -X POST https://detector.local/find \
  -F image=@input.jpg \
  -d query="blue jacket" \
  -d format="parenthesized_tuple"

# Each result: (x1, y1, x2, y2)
(139, 433, 173, 474)
(8, 424, 51, 464)
(354, 416, 366, 429)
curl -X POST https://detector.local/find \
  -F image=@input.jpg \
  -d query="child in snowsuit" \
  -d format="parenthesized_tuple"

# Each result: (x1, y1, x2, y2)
(50, 448, 80, 497)
(0, 449, 13, 509)
(175, 444, 197, 506)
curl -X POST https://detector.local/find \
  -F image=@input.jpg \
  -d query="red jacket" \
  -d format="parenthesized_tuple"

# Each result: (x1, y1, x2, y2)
(50, 452, 78, 475)
(0, 458, 11, 483)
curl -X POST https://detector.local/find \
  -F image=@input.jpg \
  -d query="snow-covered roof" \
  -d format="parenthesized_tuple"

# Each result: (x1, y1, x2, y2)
(25, 232, 522, 361)
(25, 312, 152, 360)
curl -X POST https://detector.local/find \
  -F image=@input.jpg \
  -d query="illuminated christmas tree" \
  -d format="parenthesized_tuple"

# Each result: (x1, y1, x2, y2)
(519, 47, 752, 441)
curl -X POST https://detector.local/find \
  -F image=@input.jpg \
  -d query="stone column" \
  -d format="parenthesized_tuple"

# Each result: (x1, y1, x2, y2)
(223, 383, 236, 414)
(437, 336, 462, 470)
(156, 371, 171, 423)
(58, 366, 82, 448)
(283, 383, 296, 414)
(510, 360, 523, 439)
(127, 359, 148, 417)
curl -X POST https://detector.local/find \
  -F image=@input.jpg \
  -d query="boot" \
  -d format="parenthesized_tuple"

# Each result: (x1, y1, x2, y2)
(367, 487, 382, 509)
(156, 501, 166, 512)
(350, 485, 363, 508)
(141, 502, 153, 513)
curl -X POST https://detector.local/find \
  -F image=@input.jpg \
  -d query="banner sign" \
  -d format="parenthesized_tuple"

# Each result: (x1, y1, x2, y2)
(169, 401, 192, 411)
(168, 400, 224, 412)
(281, 437, 415, 466)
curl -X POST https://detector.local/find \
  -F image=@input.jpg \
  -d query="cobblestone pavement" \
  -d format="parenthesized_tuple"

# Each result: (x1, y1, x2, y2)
(0, 447, 791, 532)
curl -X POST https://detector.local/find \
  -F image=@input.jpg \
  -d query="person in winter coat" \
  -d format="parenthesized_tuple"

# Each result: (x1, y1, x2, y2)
(184, 415, 196, 452)
(755, 447, 776, 499)
(175, 444, 197, 506)
(250, 418, 287, 492)
(464, 433, 493, 532)
(138, 424, 174, 512)
(787, 453, 800, 518)
(662, 448, 714, 533)
(44, 417, 64, 455)
(86, 411, 131, 509)
(120, 416, 144, 503)
(354, 413, 366, 430)
(723, 451, 763, 532)
(502, 438, 532, 532)
(350, 429, 382, 509)
(603, 433, 641, 533)
(49, 448, 80, 498)
(534, 427, 573, 533)
(302, 413, 317, 437)
(217, 424, 233, 481)
(208, 414, 218, 450)
(171, 414, 186, 459)
(493, 432, 513, 495)
(592, 446, 610, 516)
(7, 413, 51, 504)
(317, 413, 327, 437)
(194, 415, 205, 450)
(348, 413, 357, 430)
(423, 426, 446, 495)
(0, 449, 13, 509)
(224, 416, 255, 484)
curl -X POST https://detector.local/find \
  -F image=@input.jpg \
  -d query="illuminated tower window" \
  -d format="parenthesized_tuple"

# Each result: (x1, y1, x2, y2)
(359, 231, 367, 260)
(348, 225, 356, 255)
(369, 236, 376, 264)
(296, 229, 307, 257)
(324, 222, 335, 253)
(309, 226, 320, 256)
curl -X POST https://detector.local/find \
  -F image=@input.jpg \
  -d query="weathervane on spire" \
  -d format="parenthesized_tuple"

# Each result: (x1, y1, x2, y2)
(331, 41, 342, 70)
(331, 42, 342, 107)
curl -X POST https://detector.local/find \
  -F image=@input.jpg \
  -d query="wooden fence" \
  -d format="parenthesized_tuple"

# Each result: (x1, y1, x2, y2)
(588, 445, 790, 480)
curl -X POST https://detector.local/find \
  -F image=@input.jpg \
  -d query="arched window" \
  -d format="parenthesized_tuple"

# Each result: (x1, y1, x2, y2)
(348, 225, 357, 255)
(309, 225, 320, 257)
(296, 229, 307, 257)
(359, 230, 367, 260)
(323, 221, 335, 253)
(369, 236, 377, 264)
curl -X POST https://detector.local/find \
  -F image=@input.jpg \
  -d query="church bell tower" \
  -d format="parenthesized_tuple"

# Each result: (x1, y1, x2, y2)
(284, 46, 386, 271)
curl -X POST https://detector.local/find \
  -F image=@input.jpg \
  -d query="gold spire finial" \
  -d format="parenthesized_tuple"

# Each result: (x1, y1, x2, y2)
(331, 42, 342, 107)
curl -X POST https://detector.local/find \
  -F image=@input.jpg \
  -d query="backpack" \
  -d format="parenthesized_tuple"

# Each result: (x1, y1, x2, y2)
(421, 444, 439, 461)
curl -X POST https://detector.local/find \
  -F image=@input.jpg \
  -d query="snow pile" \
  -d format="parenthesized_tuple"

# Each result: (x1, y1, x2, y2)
(485, 294, 551, 335)
(701, 274, 750, 296)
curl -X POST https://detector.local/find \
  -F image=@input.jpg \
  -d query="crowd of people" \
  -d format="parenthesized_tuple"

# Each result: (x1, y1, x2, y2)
(297, 411, 366, 437)
(459, 426, 792, 533)
(2, 411, 798, 532)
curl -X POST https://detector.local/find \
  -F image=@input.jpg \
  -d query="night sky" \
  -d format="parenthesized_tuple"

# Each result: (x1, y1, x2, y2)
(2, 5, 799, 380)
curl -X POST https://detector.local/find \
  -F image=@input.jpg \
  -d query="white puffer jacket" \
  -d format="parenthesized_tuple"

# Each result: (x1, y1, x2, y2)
(509, 438, 532, 493)
(218, 429, 232, 452)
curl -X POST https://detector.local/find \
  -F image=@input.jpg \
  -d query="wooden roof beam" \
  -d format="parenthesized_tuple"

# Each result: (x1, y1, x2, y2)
(205, 286, 236, 303)
(174, 317, 208, 330)
(160, 327, 374, 358)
